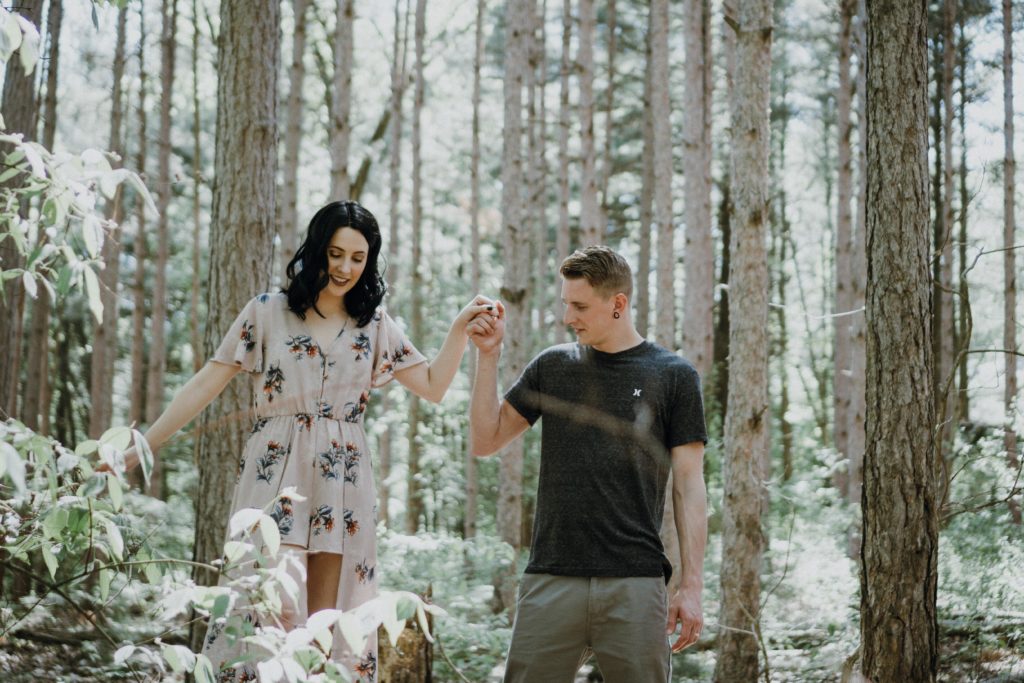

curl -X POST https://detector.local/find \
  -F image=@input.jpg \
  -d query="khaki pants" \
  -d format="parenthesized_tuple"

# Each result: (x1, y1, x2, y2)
(503, 573, 671, 683)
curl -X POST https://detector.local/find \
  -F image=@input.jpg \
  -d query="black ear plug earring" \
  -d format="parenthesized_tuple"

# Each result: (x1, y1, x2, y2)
(613, 312, 621, 319)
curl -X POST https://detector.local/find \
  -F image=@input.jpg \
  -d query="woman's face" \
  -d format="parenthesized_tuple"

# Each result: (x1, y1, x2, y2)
(323, 226, 370, 299)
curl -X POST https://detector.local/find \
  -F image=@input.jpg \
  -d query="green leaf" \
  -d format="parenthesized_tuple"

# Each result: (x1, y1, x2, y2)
(21, 272, 36, 299)
(99, 568, 112, 601)
(0, 441, 26, 494)
(132, 430, 153, 486)
(0, 11, 23, 63)
(41, 544, 58, 579)
(55, 265, 73, 295)
(42, 507, 69, 540)
(106, 473, 122, 511)
(113, 644, 135, 666)
(83, 266, 102, 323)
(104, 520, 124, 561)
(78, 474, 107, 498)
(143, 560, 161, 584)
(193, 655, 215, 683)
(161, 643, 196, 673)
(75, 440, 99, 456)
(259, 514, 280, 557)
(82, 214, 102, 258)
(0, 165, 20, 184)
(211, 593, 229, 621)
(99, 426, 132, 451)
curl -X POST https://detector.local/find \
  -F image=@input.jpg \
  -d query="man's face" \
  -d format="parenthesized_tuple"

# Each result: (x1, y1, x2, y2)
(561, 277, 615, 346)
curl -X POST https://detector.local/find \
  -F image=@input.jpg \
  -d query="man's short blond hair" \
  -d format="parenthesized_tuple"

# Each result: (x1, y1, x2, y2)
(559, 246, 633, 299)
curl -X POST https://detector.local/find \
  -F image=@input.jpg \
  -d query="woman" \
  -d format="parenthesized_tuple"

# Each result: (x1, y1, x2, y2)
(119, 201, 496, 680)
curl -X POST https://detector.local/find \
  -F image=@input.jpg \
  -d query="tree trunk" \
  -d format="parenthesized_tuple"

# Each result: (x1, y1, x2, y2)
(833, 0, 855, 486)
(599, 0, 616, 219)
(637, 19, 653, 339)
(131, 0, 150, 433)
(555, 0, 571, 343)
(280, 0, 310, 279)
(465, 0, 486, 540)
(406, 0, 427, 534)
(330, 0, 354, 199)
(937, 0, 956, 461)
(714, 0, 771, 679)
(682, 0, 714, 380)
(190, 0, 279, 652)
(955, 11, 969, 425)
(847, 0, 868, 543)
(190, 0, 204, 373)
(146, 0, 179, 499)
(90, 1, 126, 439)
(1003, 0, 1020, 523)
(498, 0, 529, 557)
(651, 0, 673, 351)
(860, 1, 938, 680)
(23, 0, 62, 433)
(380, 0, 410, 530)
(0, 0, 45, 420)
(577, 0, 599, 246)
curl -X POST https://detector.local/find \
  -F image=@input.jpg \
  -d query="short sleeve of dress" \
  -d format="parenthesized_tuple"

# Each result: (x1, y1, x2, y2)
(371, 310, 427, 388)
(210, 295, 266, 373)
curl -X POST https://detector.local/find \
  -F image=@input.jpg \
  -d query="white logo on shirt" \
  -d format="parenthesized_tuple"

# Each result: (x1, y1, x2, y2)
(633, 388, 642, 397)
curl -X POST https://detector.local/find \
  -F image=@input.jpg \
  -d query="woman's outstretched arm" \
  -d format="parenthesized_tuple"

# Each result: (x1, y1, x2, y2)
(117, 361, 242, 470)
(393, 296, 497, 403)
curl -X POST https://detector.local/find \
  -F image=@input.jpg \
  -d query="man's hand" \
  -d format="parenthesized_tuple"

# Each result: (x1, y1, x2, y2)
(666, 586, 703, 652)
(467, 300, 505, 356)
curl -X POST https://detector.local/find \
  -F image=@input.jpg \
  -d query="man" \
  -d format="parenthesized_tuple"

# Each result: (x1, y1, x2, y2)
(467, 246, 708, 683)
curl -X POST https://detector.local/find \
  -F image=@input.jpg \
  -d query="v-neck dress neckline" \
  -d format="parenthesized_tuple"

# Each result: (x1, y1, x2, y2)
(301, 313, 350, 355)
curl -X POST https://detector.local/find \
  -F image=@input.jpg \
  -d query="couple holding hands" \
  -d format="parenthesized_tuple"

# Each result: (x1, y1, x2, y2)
(128, 200, 708, 683)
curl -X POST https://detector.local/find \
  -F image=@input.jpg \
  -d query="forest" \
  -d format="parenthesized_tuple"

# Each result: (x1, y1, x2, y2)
(0, 0, 1022, 681)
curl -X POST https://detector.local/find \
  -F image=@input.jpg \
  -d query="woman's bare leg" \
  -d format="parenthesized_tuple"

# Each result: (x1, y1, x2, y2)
(276, 545, 309, 630)
(307, 552, 343, 615)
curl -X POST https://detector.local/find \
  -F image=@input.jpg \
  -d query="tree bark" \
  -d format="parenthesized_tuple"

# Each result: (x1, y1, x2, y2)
(955, 11, 969, 425)
(0, 0, 45, 420)
(190, 0, 203, 373)
(636, 18, 653, 339)
(190, 0, 279, 651)
(577, 0, 599, 246)
(682, 0, 714, 380)
(330, 0, 354, 199)
(1003, 0, 1020, 522)
(406, 0, 427, 534)
(280, 0, 311, 277)
(847, 0, 868, 542)
(650, 0, 673, 350)
(23, 0, 62, 433)
(555, 0, 571, 343)
(599, 0, 616, 219)
(465, 0, 486, 540)
(498, 0, 529, 556)
(90, 1, 126, 439)
(860, 1, 938, 680)
(131, 0, 150, 433)
(937, 0, 956, 458)
(145, 0, 179, 499)
(714, 0, 771, 679)
(833, 0, 855, 485)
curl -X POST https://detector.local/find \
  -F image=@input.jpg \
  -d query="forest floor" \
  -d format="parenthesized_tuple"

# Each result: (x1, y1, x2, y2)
(2, 626, 1023, 681)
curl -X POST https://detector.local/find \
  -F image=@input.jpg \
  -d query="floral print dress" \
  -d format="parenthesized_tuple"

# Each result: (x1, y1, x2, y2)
(202, 292, 426, 681)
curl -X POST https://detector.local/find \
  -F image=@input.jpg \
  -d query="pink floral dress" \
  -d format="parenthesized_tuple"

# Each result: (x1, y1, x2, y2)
(201, 292, 426, 681)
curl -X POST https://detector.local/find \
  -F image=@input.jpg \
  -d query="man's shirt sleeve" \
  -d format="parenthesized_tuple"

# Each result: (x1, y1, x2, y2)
(668, 363, 708, 447)
(504, 352, 544, 426)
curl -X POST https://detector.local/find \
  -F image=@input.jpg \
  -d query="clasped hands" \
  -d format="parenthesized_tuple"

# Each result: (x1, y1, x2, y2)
(464, 296, 506, 355)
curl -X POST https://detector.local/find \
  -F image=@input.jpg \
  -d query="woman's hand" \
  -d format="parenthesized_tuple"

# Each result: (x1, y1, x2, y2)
(454, 295, 499, 336)
(96, 446, 140, 474)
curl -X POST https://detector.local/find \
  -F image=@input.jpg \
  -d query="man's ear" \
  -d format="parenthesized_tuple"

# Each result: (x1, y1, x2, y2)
(613, 292, 629, 314)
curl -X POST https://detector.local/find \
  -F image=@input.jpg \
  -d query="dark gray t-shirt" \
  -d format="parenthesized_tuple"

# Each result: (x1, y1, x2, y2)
(505, 340, 707, 580)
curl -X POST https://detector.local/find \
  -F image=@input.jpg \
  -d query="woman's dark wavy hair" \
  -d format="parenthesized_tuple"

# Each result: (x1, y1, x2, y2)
(283, 200, 387, 327)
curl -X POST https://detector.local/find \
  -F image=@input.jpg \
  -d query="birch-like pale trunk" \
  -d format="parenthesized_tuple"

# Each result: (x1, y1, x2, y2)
(406, 0, 427, 534)
(681, 0, 714, 379)
(577, 0, 600, 245)
(555, 0, 571, 343)
(1003, 0, 1020, 521)
(860, 0, 938, 679)
(650, 0, 673, 350)
(330, 0, 354, 199)
(714, 0, 771, 678)
(190, 0, 279, 650)
(280, 0, 311, 274)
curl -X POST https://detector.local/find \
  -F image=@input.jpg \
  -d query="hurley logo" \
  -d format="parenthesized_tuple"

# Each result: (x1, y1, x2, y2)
(633, 388, 642, 397)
